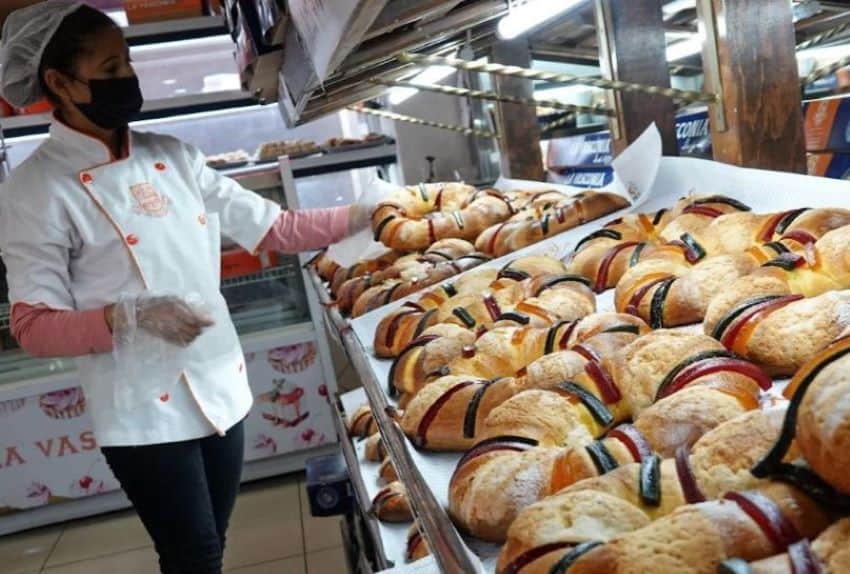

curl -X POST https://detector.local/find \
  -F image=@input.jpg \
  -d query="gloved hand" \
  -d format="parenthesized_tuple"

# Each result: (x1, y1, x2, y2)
(347, 203, 374, 233)
(110, 294, 214, 348)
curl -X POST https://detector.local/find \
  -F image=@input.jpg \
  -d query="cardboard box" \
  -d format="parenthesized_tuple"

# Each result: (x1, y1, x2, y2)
(123, 0, 204, 24)
(803, 96, 850, 152)
(221, 248, 279, 279)
(807, 152, 850, 180)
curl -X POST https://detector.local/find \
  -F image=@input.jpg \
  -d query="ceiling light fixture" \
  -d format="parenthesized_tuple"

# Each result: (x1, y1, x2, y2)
(497, 0, 589, 40)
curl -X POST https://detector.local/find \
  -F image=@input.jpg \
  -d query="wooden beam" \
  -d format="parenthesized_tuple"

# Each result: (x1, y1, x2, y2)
(490, 40, 545, 181)
(594, 0, 679, 157)
(698, 0, 806, 173)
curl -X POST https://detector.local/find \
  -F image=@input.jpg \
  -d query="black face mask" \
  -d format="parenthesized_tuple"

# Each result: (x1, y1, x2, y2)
(70, 76, 144, 130)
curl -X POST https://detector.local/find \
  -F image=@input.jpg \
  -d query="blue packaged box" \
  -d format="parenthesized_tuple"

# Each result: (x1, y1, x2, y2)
(807, 152, 850, 180)
(548, 166, 615, 188)
(803, 96, 850, 152)
(546, 110, 713, 173)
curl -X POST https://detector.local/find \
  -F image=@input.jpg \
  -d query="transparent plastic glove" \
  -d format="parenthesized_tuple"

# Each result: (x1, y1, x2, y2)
(111, 294, 214, 347)
(108, 293, 214, 411)
(325, 178, 402, 267)
(347, 203, 373, 233)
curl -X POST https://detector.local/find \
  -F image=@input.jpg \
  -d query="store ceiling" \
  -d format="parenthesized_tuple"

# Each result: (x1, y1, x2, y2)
(291, 0, 850, 124)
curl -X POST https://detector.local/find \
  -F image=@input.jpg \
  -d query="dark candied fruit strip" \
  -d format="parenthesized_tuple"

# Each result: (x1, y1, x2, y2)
(625, 275, 674, 316)
(574, 228, 623, 253)
(682, 205, 723, 218)
(639, 454, 662, 507)
(498, 312, 531, 325)
(451, 210, 465, 230)
(452, 307, 477, 328)
(654, 350, 733, 400)
(753, 337, 850, 478)
(679, 232, 706, 263)
(450, 435, 539, 484)
(774, 208, 810, 235)
(538, 274, 592, 295)
(418, 182, 429, 201)
(556, 381, 614, 428)
(549, 541, 603, 574)
(585, 441, 619, 474)
(629, 242, 648, 267)
(691, 195, 751, 211)
(373, 215, 396, 241)
(463, 381, 491, 438)
(540, 213, 551, 235)
(601, 324, 640, 335)
(442, 282, 458, 297)
(545, 320, 574, 354)
(648, 277, 676, 329)
(652, 208, 668, 225)
(763, 241, 791, 255)
(719, 295, 803, 350)
(710, 295, 782, 341)
(412, 308, 437, 340)
(762, 253, 806, 271)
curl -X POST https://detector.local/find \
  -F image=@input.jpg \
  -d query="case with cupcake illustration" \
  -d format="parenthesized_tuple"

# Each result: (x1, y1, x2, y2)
(242, 334, 335, 462)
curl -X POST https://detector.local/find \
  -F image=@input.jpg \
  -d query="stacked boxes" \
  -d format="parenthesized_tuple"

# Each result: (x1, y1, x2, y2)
(803, 96, 850, 180)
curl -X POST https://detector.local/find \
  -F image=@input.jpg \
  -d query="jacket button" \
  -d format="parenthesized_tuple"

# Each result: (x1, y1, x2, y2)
(126, 234, 139, 245)
(160, 393, 169, 402)
(198, 214, 207, 225)
(155, 162, 166, 171)
(80, 173, 93, 184)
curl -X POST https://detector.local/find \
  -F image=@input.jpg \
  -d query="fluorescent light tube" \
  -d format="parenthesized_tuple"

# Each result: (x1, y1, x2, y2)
(497, 0, 588, 40)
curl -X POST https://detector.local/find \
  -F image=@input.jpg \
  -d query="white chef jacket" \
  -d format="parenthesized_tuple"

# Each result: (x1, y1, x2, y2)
(0, 119, 281, 446)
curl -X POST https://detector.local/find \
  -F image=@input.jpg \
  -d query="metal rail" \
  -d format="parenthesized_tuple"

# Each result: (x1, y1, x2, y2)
(399, 52, 720, 104)
(371, 78, 614, 116)
(348, 106, 500, 139)
(306, 267, 480, 574)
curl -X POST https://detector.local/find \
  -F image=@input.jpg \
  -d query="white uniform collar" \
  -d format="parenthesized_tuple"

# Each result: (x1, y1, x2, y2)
(49, 115, 132, 167)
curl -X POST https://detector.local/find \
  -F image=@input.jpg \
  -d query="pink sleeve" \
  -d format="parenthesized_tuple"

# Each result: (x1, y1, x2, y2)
(259, 206, 351, 253)
(11, 303, 114, 358)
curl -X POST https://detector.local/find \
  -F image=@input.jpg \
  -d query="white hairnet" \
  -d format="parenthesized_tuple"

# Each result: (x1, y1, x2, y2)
(0, 1, 84, 107)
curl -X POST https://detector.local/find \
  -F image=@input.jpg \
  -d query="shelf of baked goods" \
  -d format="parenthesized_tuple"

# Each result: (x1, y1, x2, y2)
(215, 139, 398, 180)
(320, 156, 850, 573)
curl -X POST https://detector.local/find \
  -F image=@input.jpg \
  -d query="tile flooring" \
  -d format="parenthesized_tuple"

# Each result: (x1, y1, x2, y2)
(1, 473, 347, 573)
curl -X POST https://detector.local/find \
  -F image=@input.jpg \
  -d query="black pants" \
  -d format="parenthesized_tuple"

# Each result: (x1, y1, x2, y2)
(102, 421, 245, 574)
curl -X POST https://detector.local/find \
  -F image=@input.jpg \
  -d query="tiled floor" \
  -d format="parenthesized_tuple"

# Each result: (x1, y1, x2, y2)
(1, 473, 347, 573)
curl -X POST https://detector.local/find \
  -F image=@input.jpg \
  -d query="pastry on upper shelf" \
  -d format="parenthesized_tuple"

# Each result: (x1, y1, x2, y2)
(475, 190, 630, 257)
(255, 139, 319, 162)
(371, 183, 514, 250)
(205, 149, 250, 168)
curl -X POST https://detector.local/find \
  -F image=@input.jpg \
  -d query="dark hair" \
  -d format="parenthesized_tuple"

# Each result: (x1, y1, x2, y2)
(37, 5, 119, 103)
